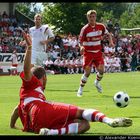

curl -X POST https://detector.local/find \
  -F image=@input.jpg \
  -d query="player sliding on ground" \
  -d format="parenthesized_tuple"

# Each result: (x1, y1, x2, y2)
(10, 31, 132, 135)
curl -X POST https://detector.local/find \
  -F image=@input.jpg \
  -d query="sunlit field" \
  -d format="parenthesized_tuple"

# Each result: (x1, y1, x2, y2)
(0, 72, 140, 136)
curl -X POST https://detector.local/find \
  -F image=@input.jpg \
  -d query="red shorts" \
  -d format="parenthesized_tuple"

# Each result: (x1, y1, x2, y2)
(27, 100, 78, 133)
(12, 64, 18, 67)
(83, 51, 104, 68)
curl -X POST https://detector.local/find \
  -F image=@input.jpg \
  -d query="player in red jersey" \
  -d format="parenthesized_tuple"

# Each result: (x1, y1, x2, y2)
(10, 28, 132, 136)
(77, 10, 115, 97)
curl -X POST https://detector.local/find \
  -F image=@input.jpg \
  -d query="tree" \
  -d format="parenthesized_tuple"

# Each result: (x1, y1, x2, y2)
(42, 3, 102, 35)
(16, 2, 138, 36)
(43, 3, 89, 34)
(119, 3, 140, 35)
(41, 3, 129, 35)
(100, 3, 128, 19)
(16, 3, 42, 19)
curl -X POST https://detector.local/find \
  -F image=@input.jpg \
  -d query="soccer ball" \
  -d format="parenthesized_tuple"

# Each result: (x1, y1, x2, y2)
(113, 91, 129, 108)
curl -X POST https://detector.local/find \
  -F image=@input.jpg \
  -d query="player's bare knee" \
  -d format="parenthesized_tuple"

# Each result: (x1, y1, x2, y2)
(78, 120, 90, 133)
(84, 121, 90, 131)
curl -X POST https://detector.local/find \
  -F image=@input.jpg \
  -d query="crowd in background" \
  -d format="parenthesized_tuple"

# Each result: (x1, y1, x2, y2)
(0, 11, 140, 74)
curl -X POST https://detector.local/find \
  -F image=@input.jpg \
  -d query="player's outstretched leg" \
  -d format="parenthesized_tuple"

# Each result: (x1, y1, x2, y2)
(39, 123, 79, 135)
(81, 109, 132, 128)
(109, 118, 132, 127)
(39, 121, 90, 135)
(39, 128, 50, 135)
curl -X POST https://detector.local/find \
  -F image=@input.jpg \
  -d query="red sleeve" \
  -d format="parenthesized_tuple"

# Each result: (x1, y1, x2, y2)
(102, 24, 108, 35)
(79, 27, 87, 43)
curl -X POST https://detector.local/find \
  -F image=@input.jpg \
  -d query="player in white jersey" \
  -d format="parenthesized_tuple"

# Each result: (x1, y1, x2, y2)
(10, 50, 18, 75)
(29, 14, 55, 66)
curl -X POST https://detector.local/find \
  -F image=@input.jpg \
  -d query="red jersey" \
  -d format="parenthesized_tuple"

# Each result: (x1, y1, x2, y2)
(18, 72, 78, 133)
(19, 71, 46, 103)
(18, 72, 46, 132)
(79, 23, 108, 52)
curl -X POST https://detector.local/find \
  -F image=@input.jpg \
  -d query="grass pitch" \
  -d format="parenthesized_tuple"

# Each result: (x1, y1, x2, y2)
(0, 72, 140, 136)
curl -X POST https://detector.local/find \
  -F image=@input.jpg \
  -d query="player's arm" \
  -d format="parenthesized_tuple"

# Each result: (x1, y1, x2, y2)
(79, 27, 86, 55)
(40, 27, 55, 45)
(102, 23, 115, 48)
(79, 42, 85, 55)
(45, 27, 55, 44)
(42, 36, 54, 45)
(22, 31, 32, 80)
(10, 105, 21, 130)
(40, 37, 54, 46)
(106, 32, 115, 48)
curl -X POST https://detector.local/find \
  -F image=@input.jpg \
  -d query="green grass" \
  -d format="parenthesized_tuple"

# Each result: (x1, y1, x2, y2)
(0, 72, 140, 135)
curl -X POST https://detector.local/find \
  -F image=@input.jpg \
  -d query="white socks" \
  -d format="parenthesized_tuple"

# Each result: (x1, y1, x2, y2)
(47, 123, 79, 135)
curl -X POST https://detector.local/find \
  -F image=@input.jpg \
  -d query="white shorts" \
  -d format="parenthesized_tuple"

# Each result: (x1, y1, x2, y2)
(31, 51, 48, 66)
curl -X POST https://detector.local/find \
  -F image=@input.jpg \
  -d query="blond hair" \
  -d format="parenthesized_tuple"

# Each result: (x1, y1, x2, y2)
(34, 14, 42, 20)
(86, 10, 97, 16)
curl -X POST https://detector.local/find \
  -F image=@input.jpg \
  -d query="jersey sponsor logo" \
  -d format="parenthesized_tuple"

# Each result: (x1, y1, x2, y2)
(91, 37, 101, 41)
(83, 40, 101, 46)
(87, 38, 90, 41)
(87, 30, 102, 37)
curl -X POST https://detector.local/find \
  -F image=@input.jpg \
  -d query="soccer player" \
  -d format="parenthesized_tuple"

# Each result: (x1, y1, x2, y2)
(10, 50, 18, 75)
(30, 14, 55, 66)
(10, 30, 132, 136)
(77, 10, 115, 97)
(20, 14, 55, 67)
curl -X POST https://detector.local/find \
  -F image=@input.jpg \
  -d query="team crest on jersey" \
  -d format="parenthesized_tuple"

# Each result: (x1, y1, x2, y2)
(92, 37, 95, 41)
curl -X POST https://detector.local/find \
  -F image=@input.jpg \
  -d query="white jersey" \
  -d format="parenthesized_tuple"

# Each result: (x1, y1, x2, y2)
(45, 60, 54, 66)
(29, 25, 54, 52)
(114, 57, 121, 67)
(54, 59, 61, 66)
(11, 53, 18, 65)
(29, 25, 54, 66)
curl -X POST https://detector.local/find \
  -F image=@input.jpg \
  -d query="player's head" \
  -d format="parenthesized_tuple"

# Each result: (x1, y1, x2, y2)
(31, 66, 47, 89)
(86, 10, 97, 25)
(34, 14, 42, 27)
